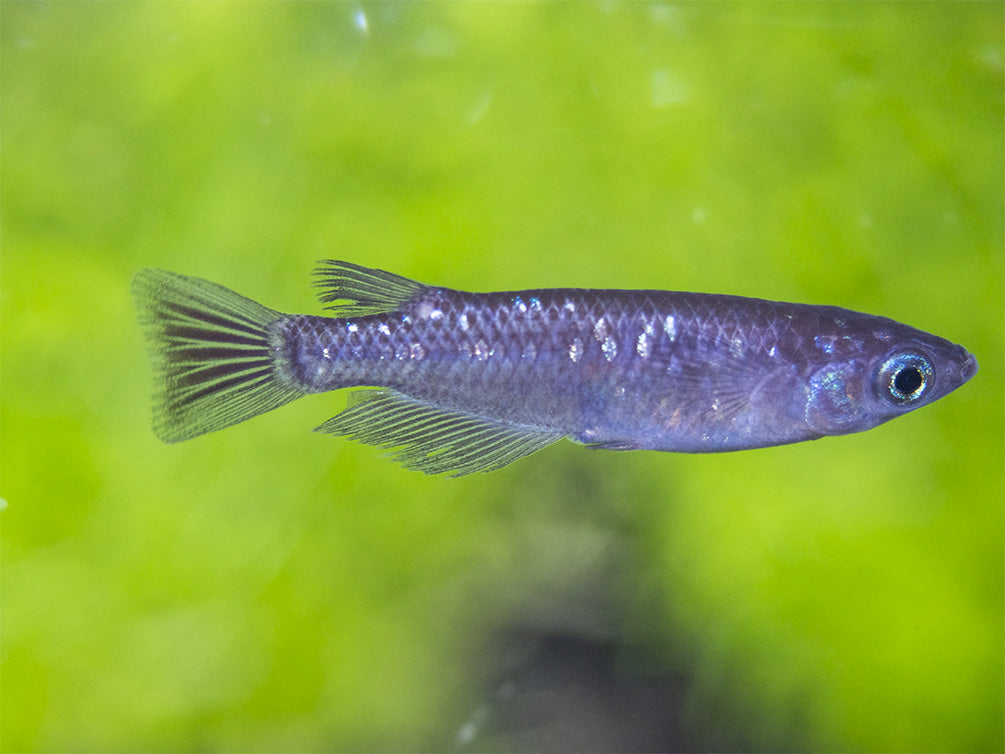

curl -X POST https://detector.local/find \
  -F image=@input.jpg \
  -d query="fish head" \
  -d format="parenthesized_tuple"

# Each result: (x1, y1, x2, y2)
(804, 323, 978, 437)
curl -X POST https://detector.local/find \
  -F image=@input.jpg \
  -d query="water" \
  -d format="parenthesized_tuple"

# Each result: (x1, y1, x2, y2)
(3, 2, 1002, 750)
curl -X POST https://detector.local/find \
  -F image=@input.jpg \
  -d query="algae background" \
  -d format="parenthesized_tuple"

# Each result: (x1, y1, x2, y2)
(2, 2, 1002, 751)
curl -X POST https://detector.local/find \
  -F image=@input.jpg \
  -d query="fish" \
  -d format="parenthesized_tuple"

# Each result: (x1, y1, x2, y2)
(132, 261, 978, 476)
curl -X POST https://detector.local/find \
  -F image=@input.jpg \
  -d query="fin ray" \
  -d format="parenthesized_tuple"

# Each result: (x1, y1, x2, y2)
(587, 440, 643, 451)
(133, 269, 305, 442)
(316, 390, 562, 476)
(313, 260, 427, 316)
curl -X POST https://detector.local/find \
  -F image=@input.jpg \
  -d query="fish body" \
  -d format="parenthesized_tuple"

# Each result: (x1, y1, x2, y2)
(133, 261, 977, 475)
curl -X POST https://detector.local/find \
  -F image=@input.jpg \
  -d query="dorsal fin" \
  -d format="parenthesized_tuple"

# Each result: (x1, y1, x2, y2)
(313, 260, 427, 316)
(316, 390, 563, 476)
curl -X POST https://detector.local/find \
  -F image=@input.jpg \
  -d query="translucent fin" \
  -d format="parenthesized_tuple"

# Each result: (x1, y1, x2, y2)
(132, 269, 305, 443)
(587, 440, 643, 451)
(316, 390, 563, 476)
(313, 260, 427, 316)
(665, 347, 776, 422)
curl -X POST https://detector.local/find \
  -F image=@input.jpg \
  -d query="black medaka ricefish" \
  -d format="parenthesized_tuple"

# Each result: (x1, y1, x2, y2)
(133, 261, 977, 476)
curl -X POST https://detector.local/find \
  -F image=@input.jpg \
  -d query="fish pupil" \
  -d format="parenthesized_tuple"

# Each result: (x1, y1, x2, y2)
(894, 366, 923, 396)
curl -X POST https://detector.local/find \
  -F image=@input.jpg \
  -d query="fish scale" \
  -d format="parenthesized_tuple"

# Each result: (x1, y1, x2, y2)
(132, 260, 977, 475)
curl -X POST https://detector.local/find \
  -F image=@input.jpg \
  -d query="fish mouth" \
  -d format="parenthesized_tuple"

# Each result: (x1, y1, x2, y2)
(961, 349, 979, 382)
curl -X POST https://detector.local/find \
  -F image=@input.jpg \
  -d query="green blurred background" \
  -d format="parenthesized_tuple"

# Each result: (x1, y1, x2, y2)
(2, 2, 1002, 751)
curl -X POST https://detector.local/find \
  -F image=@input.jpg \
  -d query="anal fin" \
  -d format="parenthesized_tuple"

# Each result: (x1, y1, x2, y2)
(316, 390, 562, 476)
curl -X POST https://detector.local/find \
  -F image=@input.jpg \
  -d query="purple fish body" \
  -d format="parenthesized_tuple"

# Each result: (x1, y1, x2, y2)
(133, 261, 977, 475)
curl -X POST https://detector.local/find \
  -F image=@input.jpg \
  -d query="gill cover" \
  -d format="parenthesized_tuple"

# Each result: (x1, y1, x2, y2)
(805, 361, 869, 434)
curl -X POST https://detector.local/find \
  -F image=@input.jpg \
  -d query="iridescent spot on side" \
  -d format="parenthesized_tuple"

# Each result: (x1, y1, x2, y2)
(529, 296, 542, 312)
(594, 316, 608, 342)
(664, 314, 677, 341)
(410, 343, 425, 360)
(513, 295, 528, 314)
(637, 331, 651, 359)
(602, 336, 618, 362)
(814, 335, 835, 355)
(569, 337, 584, 363)
(458, 312, 470, 331)
(417, 301, 443, 320)
(378, 323, 391, 337)
(564, 300, 576, 313)
(637, 321, 656, 359)
(346, 322, 359, 334)
(474, 339, 491, 361)
(729, 335, 744, 358)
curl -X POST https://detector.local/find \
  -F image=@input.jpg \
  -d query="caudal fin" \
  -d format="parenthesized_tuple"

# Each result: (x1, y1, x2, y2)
(132, 269, 304, 443)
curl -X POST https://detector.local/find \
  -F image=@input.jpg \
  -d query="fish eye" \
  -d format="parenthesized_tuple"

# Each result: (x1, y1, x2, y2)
(878, 351, 933, 404)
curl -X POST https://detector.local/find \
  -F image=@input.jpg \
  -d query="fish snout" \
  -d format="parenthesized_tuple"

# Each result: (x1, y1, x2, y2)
(960, 348, 979, 383)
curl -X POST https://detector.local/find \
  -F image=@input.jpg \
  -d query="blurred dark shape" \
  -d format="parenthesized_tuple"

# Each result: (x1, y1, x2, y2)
(454, 628, 687, 753)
